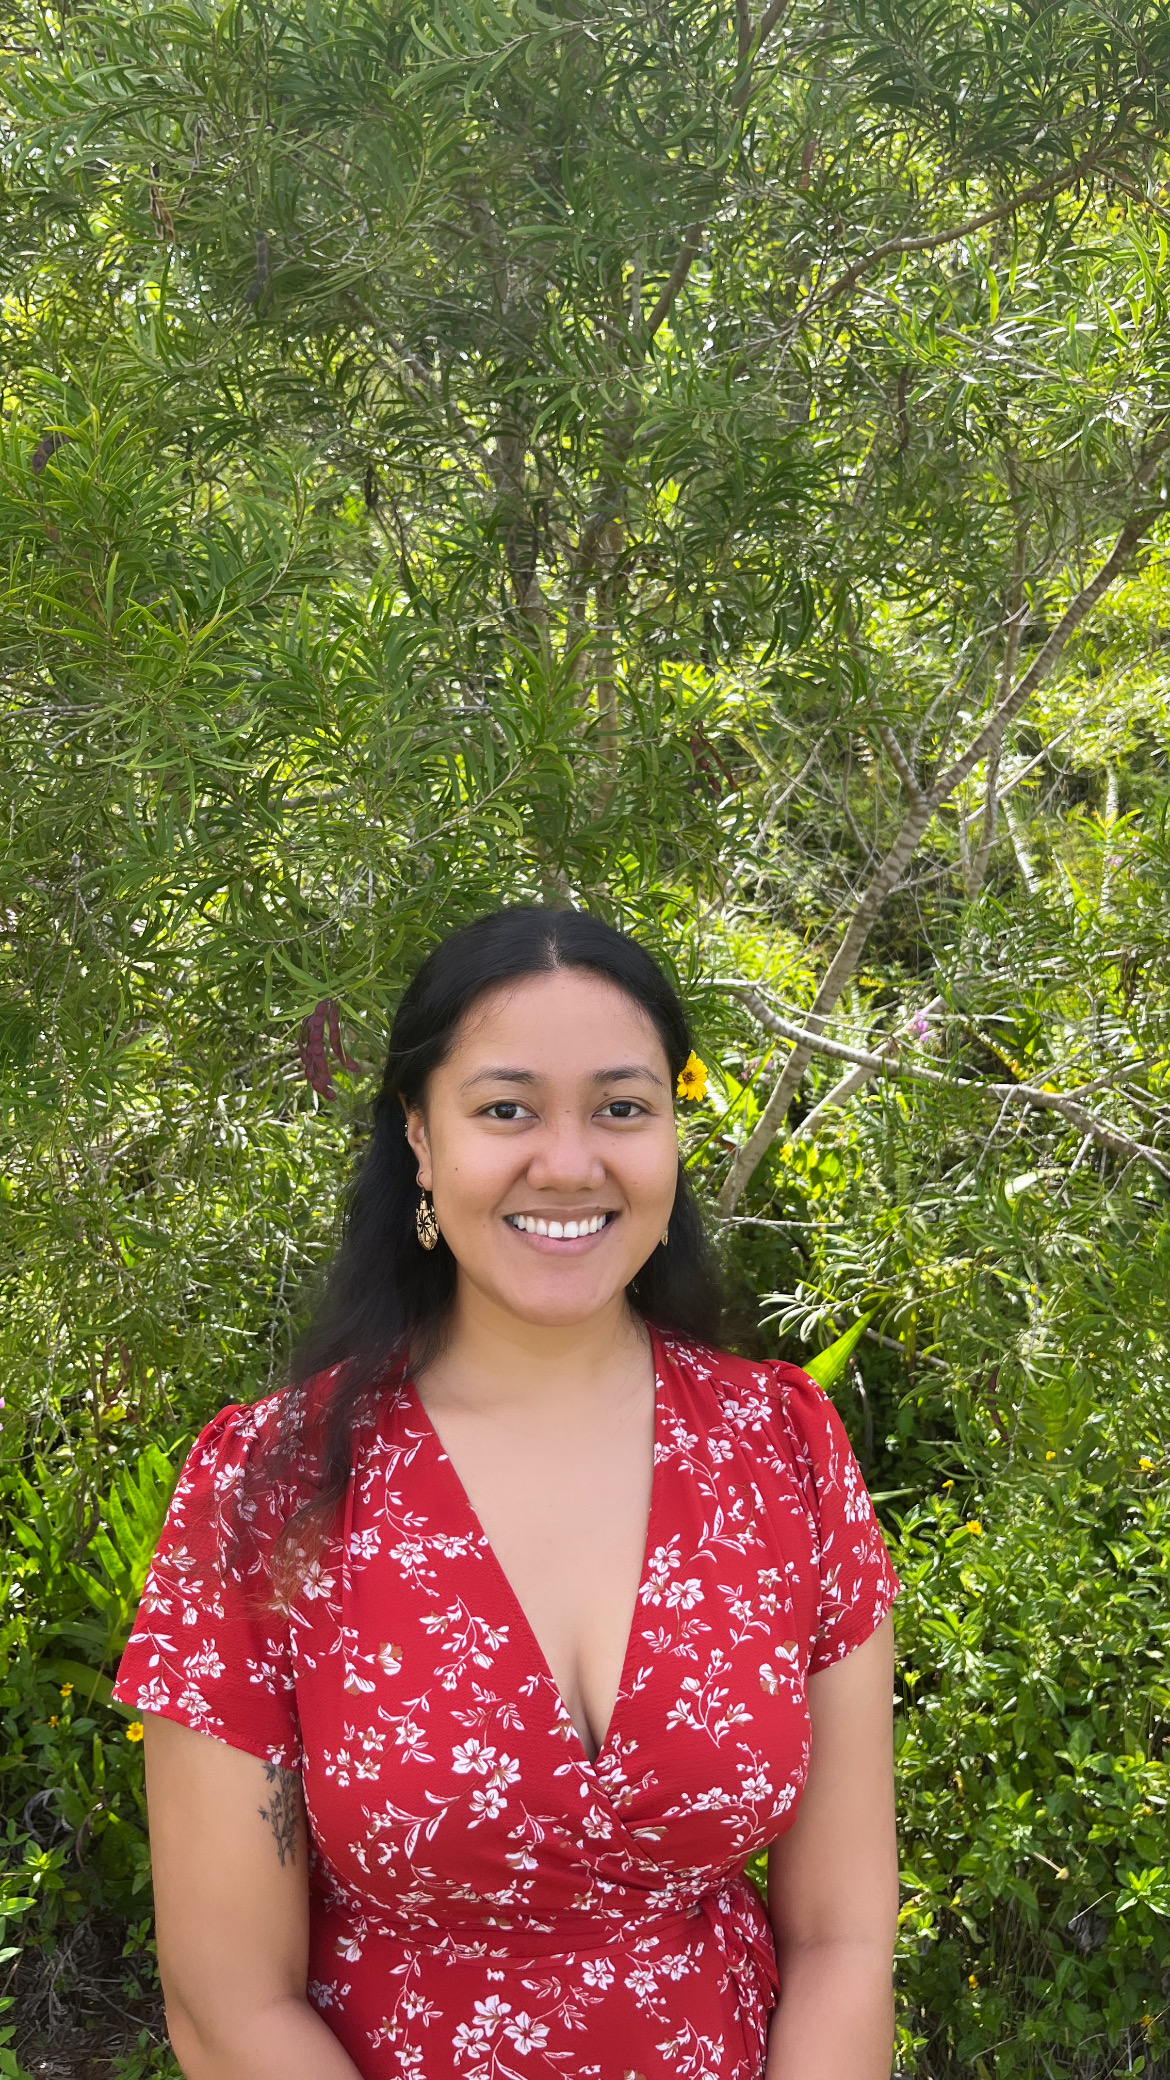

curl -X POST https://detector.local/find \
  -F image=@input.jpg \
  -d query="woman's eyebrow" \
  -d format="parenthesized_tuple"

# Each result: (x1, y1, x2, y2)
(461, 1067, 540, 1089)
(460, 1063, 667, 1090)
(593, 1064, 668, 1088)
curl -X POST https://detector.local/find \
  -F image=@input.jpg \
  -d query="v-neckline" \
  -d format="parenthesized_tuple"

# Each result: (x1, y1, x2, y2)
(406, 1326, 664, 1772)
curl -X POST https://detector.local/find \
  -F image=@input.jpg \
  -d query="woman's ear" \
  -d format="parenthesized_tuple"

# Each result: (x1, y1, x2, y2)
(402, 1103, 432, 1190)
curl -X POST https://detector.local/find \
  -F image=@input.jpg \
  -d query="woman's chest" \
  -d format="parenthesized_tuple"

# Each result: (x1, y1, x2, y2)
(286, 1396, 823, 1916)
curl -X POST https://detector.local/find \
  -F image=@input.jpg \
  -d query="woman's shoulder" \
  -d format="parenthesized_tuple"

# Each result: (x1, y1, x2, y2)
(175, 1364, 347, 1498)
(656, 1331, 867, 1512)
(655, 1330, 830, 1432)
(171, 1388, 285, 1504)
(163, 1373, 333, 1560)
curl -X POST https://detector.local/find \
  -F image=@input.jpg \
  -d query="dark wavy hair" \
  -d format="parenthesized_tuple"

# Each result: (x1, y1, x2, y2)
(252, 905, 723, 1558)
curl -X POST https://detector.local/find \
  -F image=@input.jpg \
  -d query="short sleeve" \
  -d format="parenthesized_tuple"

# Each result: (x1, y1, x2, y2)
(112, 1398, 302, 1767)
(772, 1364, 901, 1673)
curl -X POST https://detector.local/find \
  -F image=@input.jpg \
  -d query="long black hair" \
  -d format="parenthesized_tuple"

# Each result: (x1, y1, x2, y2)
(253, 906, 724, 1555)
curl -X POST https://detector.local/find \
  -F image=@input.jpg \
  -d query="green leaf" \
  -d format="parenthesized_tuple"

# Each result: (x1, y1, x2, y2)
(803, 1313, 874, 1390)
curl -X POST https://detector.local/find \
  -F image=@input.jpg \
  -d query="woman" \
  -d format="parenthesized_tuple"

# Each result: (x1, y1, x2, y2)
(115, 905, 900, 2080)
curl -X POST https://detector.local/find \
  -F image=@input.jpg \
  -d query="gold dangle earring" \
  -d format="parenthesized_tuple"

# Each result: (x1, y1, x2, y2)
(416, 1181, 440, 1251)
(661, 1225, 670, 1248)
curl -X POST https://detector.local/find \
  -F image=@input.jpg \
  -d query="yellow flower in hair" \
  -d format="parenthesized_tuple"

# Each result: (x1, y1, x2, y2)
(126, 1721, 145, 1743)
(676, 1052, 709, 1102)
(1138, 1456, 1154, 1472)
(59, 1682, 73, 1697)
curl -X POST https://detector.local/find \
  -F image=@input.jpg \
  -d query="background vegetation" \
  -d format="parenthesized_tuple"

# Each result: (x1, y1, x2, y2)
(1, 0, 1168, 2070)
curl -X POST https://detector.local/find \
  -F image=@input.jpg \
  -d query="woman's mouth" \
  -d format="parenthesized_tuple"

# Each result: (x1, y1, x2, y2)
(503, 1211, 618, 1240)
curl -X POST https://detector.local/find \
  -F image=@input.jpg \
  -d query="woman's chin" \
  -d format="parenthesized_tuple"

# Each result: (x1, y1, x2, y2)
(471, 1262, 645, 1332)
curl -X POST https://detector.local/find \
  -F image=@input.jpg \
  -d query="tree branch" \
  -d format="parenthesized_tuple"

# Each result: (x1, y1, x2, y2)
(718, 491, 1163, 1210)
(727, 987, 1170, 1182)
(800, 154, 1109, 324)
(874, 720, 921, 803)
(643, 224, 705, 343)
(932, 509, 1154, 806)
(789, 995, 945, 1142)
(639, 0, 793, 345)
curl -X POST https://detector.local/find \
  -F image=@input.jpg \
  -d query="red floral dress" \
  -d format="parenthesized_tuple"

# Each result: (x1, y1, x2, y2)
(115, 1331, 899, 2080)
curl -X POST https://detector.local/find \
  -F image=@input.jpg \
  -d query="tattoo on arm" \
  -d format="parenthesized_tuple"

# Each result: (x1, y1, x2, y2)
(259, 1763, 301, 1867)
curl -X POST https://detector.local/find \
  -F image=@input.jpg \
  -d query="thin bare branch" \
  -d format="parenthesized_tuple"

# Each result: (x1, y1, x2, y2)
(732, 0, 792, 100)
(727, 987, 1170, 1182)
(874, 721, 922, 803)
(643, 0, 793, 343)
(643, 224, 704, 341)
(718, 485, 1164, 1213)
(801, 154, 1108, 324)
(790, 995, 946, 1142)
(933, 507, 1155, 806)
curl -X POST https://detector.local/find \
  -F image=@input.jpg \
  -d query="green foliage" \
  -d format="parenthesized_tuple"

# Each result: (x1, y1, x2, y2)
(2, 0, 1170, 2067)
(800, 1311, 874, 1390)
(893, 1466, 1170, 2077)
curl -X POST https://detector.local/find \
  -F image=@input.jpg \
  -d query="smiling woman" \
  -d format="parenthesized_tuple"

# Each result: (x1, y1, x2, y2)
(113, 907, 900, 2080)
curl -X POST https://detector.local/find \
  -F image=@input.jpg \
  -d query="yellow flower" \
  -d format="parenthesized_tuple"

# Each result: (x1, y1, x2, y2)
(676, 1051, 709, 1102)
(59, 1682, 74, 1697)
(968, 1974, 979, 1989)
(48, 1715, 59, 1728)
(126, 1721, 145, 1743)
(1045, 1450, 1056, 1461)
(942, 1479, 954, 1490)
(967, 1520, 983, 1536)
(1138, 1456, 1154, 1472)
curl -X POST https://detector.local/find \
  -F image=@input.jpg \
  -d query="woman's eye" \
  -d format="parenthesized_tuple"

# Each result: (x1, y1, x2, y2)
(484, 1102, 529, 1121)
(601, 1100, 643, 1120)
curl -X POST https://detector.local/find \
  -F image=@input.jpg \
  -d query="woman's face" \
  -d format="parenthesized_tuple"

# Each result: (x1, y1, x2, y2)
(404, 970, 679, 1331)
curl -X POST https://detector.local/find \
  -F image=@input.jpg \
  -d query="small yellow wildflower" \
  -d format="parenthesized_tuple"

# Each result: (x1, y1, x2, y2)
(967, 1520, 983, 1536)
(126, 1721, 145, 1743)
(676, 1052, 709, 1102)
(1045, 1451, 1056, 1461)
(59, 1682, 74, 1697)
(942, 1478, 954, 1490)
(48, 1715, 59, 1728)
(1138, 1456, 1154, 1472)
(968, 1974, 979, 1990)
(1141, 2015, 1154, 2032)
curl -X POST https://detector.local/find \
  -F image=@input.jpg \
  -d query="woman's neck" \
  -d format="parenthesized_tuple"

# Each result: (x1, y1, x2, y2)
(417, 1282, 651, 1419)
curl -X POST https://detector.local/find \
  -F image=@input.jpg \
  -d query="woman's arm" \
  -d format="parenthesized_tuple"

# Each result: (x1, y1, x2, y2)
(765, 1614, 899, 2080)
(144, 1715, 363, 2080)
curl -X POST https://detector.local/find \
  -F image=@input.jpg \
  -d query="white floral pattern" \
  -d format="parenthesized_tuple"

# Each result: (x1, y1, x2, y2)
(115, 1332, 899, 2080)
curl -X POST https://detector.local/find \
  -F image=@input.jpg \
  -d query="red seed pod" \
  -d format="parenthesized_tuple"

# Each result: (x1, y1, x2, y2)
(299, 998, 355, 1100)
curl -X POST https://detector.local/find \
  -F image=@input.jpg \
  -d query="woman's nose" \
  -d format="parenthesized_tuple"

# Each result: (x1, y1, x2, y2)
(525, 1114, 606, 1187)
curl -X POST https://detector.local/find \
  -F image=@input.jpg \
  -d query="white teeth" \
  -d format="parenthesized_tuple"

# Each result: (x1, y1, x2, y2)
(510, 1213, 613, 1237)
